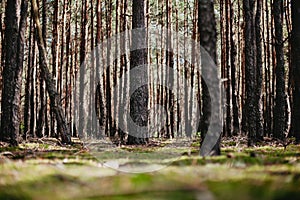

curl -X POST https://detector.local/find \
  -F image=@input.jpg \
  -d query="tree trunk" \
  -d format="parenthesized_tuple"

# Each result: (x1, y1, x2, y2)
(291, 0, 300, 143)
(36, 0, 47, 138)
(1, 0, 27, 145)
(127, 0, 148, 145)
(273, 0, 286, 140)
(51, 0, 59, 138)
(230, 0, 239, 136)
(243, 0, 257, 146)
(255, 0, 263, 140)
(24, 11, 34, 140)
(198, 0, 220, 156)
(31, 0, 71, 144)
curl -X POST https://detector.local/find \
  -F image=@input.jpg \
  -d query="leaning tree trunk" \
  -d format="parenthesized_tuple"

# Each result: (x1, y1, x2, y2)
(291, 0, 300, 143)
(198, 0, 220, 156)
(273, 0, 286, 140)
(0, 0, 27, 146)
(32, 0, 71, 144)
(127, 0, 148, 145)
(36, 0, 48, 138)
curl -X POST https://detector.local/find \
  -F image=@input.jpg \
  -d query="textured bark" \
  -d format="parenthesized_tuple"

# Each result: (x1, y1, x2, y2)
(243, 0, 257, 146)
(291, 0, 300, 143)
(30, 21, 36, 139)
(1, 0, 27, 145)
(127, 0, 148, 145)
(166, 0, 174, 138)
(198, 0, 220, 155)
(65, 0, 71, 134)
(24, 12, 34, 140)
(36, 0, 48, 138)
(264, 0, 272, 137)
(225, 0, 232, 137)
(273, 0, 286, 140)
(105, 0, 113, 137)
(79, 0, 88, 138)
(118, 0, 128, 143)
(51, 0, 59, 138)
(95, 0, 106, 129)
(230, 0, 239, 136)
(255, 0, 263, 140)
(32, 0, 71, 144)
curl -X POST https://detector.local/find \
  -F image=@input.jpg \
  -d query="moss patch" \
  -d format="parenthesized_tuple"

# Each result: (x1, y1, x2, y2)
(0, 141, 300, 199)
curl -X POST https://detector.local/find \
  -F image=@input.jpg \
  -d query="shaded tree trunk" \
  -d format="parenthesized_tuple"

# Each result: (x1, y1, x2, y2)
(1, 0, 28, 145)
(51, 0, 59, 138)
(230, 0, 239, 136)
(273, 0, 286, 140)
(291, 0, 300, 143)
(198, 0, 220, 156)
(255, 0, 263, 140)
(36, 0, 47, 138)
(243, 0, 257, 146)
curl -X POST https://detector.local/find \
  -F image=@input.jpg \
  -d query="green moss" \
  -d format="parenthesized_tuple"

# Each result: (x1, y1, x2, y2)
(0, 141, 300, 199)
(207, 180, 300, 200)
(87, 190, 200, 200)
(0, 146, 22, 152)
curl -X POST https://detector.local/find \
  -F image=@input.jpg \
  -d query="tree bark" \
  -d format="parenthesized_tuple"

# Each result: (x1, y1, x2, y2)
(1, 0, 27, 145)
(255, 0, 263, 140)
(127, 0, 148, 145)
(273, 0, 286, 140)
(291, 0, 300, 143)
(243, 0, 257, 146)
(198, 0, 220, 156)
(230, 0, 239, 136)
(36, 0, 48, 138)
(32, 0, 71, 144)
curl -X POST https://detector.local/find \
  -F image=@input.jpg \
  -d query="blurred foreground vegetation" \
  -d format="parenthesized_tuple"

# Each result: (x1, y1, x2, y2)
(0, 138, 300, 200)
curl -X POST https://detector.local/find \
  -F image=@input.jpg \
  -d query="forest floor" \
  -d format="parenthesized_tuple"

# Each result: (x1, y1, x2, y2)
(0, 137, 300, 200)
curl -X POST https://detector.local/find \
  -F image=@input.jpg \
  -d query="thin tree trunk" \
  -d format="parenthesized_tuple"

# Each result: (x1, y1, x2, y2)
(255, 0, 263, 140)
(79, 0, 88, 138)
(36, 0, 47, 138)
(105, 0, 113, 137)
(224, 0, 232, 137)
(230, 0, 239, 136)
(51, 0, 59, 138)
(24, 9, 34, 140)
